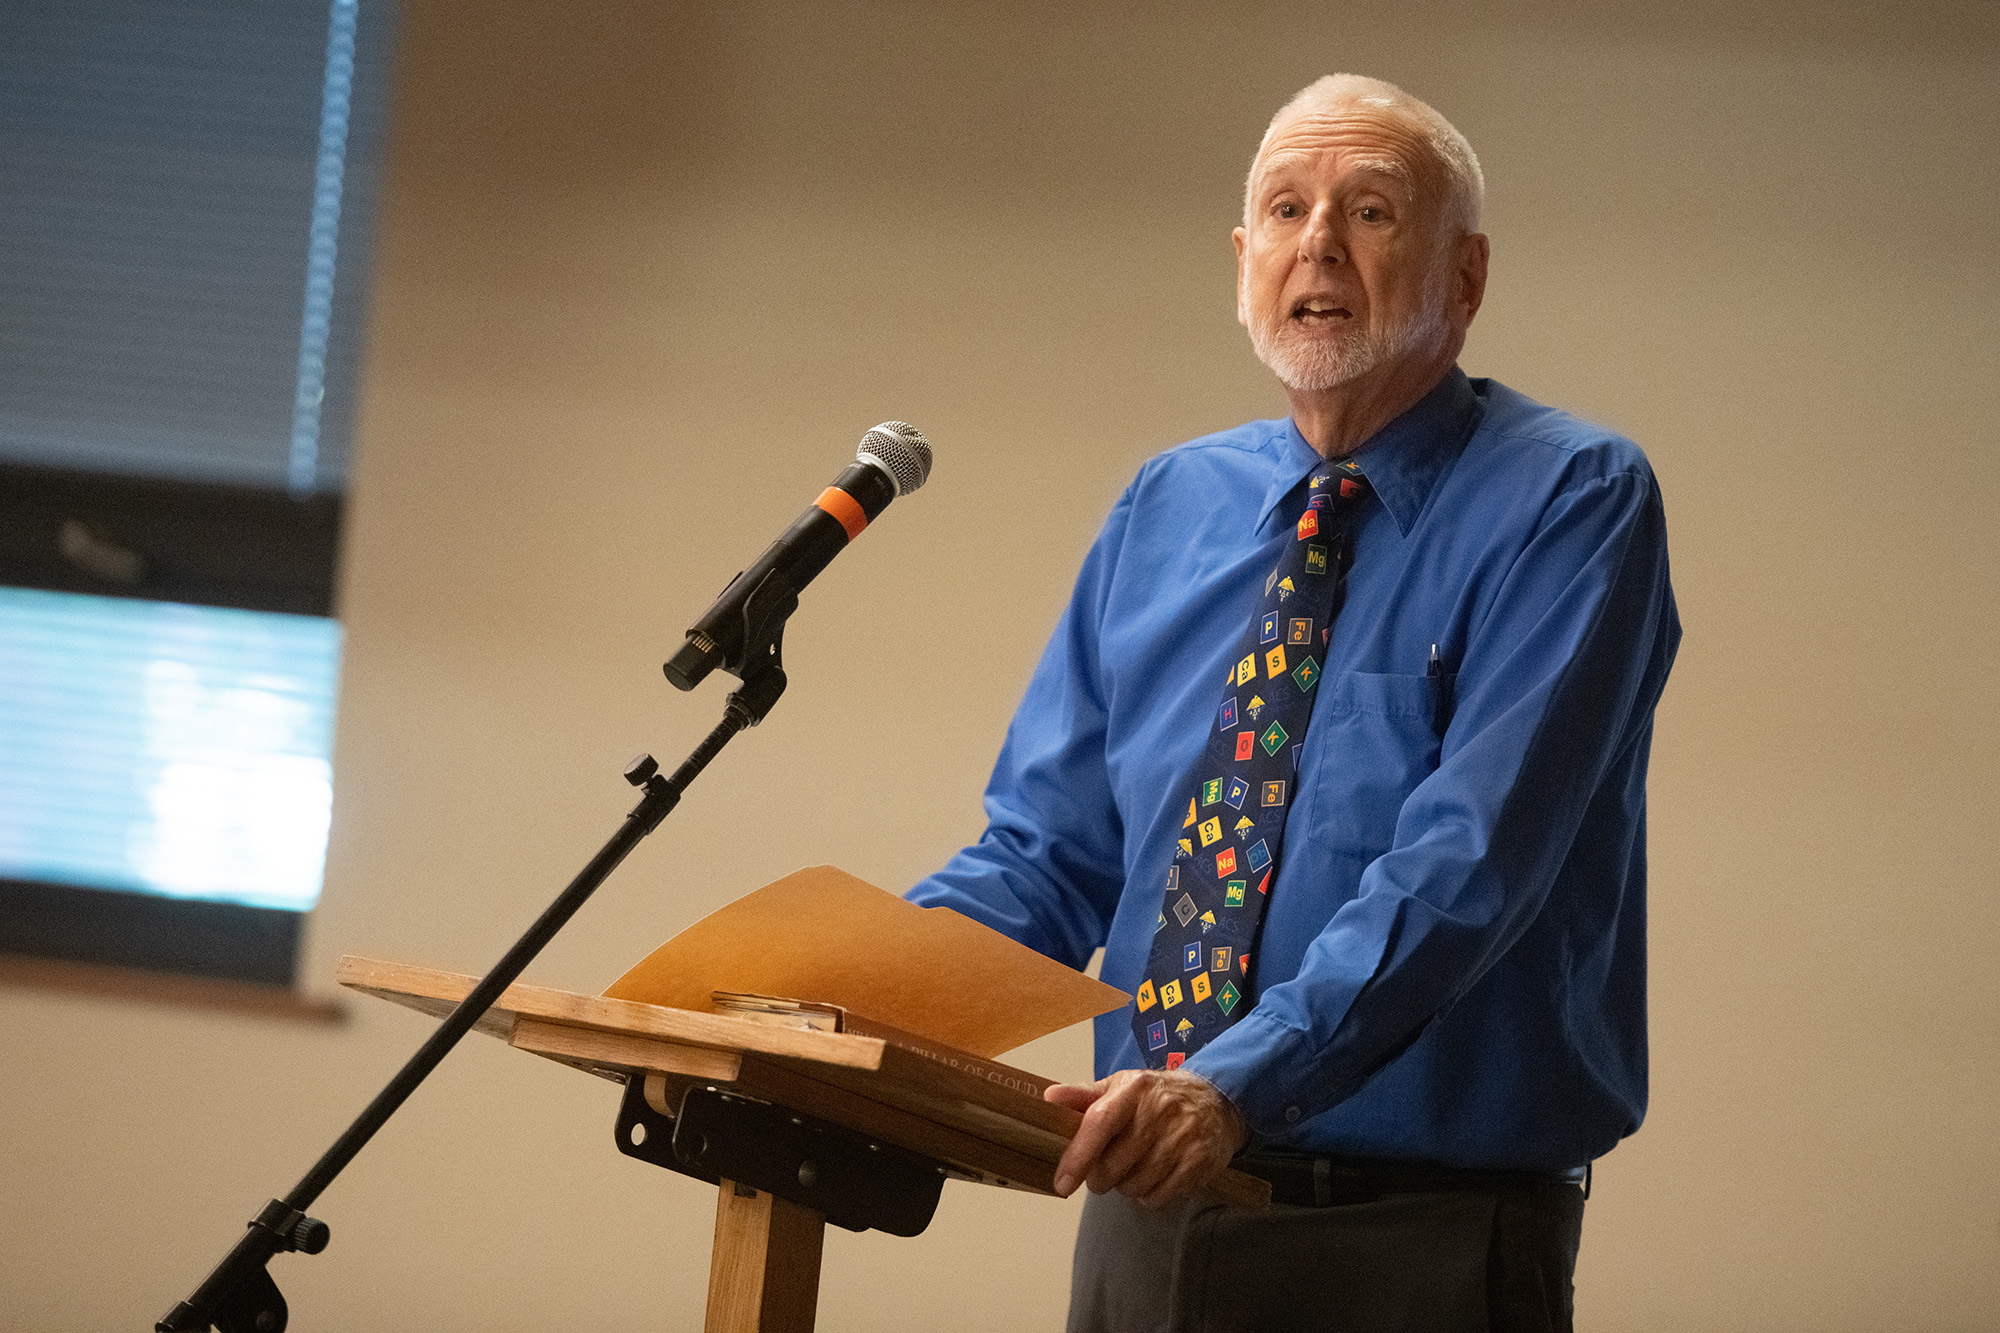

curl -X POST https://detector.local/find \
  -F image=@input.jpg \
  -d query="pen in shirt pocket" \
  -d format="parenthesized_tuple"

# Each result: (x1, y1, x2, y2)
(1427, 643, 1455, 739)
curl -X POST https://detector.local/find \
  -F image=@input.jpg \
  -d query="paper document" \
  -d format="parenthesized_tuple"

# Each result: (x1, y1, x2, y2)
(603, 865, 1127, 1058)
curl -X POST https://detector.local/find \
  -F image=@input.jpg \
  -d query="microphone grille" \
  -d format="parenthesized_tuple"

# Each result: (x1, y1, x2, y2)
(856, 421, 933, 497)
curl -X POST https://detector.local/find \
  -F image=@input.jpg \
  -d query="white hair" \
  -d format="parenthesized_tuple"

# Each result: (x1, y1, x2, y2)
(1244, 74, 1485, 243)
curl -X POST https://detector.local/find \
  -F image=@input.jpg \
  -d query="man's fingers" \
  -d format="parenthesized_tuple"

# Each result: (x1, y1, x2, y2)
(1120, 1103, 1210, 1205)
(1043, 1081, 1104, 1113)
(1132, 1150, 1216, 1210)
(1084, 1116, 1154, 1195)
(1052, 1076, 1138, 1197)
(1087, 1078, 1192, 1199)
(1054, 1068, 1247, 1205)
(1109, 1142, 1176, 1202)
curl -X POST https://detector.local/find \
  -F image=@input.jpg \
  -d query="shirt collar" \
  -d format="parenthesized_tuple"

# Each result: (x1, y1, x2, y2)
(1258, 367, 1483, 537)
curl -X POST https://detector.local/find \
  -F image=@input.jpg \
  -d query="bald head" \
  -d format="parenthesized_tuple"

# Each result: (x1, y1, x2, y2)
(1247, 75, 1484, 245)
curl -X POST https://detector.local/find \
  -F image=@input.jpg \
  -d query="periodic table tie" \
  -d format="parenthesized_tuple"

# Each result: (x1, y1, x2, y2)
(1132, 457, 1371, 1069)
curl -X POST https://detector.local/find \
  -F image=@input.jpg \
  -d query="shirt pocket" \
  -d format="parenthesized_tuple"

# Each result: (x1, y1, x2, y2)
(1301, 671, 1443, 860)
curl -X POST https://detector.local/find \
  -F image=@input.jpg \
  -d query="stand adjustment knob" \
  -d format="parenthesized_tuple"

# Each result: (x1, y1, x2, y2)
(624, 753, 659, 787)
(250, 1199, 332, 1255)
(289, 1216, 331, 1255)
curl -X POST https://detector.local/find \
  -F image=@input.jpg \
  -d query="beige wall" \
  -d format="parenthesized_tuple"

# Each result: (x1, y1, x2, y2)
(4, 3, 1997, 1329)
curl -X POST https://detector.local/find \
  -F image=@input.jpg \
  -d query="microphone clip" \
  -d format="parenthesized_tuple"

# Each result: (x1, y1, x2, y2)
(666, 564, 796, 726)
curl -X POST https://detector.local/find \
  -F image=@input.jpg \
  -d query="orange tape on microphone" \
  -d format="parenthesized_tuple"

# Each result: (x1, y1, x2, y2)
(815, 486, 869, 541)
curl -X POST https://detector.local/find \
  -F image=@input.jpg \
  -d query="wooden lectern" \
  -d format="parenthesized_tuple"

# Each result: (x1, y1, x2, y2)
(338, 955, 1269, 1332)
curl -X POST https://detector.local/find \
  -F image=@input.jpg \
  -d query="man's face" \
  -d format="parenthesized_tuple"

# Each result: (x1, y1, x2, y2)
(1233, 103, 1461, 393)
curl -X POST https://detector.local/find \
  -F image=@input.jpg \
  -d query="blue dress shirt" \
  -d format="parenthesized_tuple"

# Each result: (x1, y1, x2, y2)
(907, 369, 1679, 1170)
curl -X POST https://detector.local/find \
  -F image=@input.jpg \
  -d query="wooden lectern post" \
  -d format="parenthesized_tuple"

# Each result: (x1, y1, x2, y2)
(706, 1181, 825, 1333)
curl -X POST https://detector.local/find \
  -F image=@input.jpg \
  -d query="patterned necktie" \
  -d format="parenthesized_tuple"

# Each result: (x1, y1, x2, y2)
(1132, 456, 1371, 1069)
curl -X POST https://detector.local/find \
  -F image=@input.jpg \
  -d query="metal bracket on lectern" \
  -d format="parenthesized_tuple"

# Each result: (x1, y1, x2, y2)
(613, 1079, 947, 1237)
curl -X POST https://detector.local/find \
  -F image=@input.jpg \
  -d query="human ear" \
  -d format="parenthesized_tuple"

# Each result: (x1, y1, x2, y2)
(1232, 226, 1249, 327)
(1458, 232, 1490, 324)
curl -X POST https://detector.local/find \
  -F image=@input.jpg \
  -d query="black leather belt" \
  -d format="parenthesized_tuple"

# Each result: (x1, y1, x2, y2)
(1235, 1151, 1590, 1208)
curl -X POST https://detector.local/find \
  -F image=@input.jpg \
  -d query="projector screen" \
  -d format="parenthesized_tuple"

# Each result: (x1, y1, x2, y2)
(0, 586, 342, 913)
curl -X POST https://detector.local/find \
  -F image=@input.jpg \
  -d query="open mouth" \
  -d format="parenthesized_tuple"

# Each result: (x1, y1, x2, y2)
(1292, 298, 1353, 326)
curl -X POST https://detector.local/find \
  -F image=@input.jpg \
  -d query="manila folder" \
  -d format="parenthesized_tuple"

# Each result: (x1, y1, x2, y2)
(602, 865, 1127, 1059)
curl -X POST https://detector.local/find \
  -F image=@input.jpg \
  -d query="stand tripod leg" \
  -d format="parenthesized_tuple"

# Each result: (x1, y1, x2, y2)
(705, 1180, 824, 1333)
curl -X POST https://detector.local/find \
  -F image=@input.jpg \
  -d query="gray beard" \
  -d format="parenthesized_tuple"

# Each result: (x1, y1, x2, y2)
(1248, 274, 1452, 393)
(1250, 316, 1385, 391)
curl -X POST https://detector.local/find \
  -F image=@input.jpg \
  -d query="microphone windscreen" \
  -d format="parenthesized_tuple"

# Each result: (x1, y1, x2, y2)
(857, 421, 933, 497)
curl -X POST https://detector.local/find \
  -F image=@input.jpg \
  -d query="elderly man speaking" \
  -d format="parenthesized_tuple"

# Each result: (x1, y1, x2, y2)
(907, 74, 1678, 1332)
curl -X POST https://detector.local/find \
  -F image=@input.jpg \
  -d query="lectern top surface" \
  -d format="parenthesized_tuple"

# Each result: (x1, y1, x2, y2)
(335, 955, 885, 1070)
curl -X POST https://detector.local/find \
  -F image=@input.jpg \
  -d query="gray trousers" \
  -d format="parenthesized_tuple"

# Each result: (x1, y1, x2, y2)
(1066, 1181, 1585, 1333)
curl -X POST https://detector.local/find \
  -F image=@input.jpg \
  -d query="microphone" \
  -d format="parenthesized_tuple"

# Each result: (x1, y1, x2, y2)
(664, 421, 933, 692)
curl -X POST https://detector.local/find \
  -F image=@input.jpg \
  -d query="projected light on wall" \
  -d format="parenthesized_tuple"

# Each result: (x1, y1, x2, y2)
(0, 586, 342, 913)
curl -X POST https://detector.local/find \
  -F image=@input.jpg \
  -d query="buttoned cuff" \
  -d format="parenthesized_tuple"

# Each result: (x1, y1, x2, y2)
(1185, 1010, 1342, 1140)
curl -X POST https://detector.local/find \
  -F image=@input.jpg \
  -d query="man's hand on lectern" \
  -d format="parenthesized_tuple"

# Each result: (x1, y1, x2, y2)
(1045, 1068, 1249, 1209)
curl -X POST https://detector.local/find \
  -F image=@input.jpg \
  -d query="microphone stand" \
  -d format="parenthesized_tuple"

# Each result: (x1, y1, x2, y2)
(158, 573, 800, 1333)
